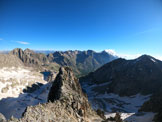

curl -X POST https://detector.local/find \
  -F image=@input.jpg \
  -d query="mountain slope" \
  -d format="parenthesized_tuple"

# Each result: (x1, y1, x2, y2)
(80, 55, 162, 122)
(0, 54, 24, 68)
(80, 55, 162, 96)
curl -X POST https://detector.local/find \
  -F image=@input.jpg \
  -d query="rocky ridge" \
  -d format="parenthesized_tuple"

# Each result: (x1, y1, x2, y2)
(8, 67, 103, 122)
(10, 48, 117, 77)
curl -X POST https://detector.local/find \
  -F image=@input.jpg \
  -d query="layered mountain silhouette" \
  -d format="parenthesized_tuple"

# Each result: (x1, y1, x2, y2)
(10, 48, 117, 76)
(80, 55, 162, 122)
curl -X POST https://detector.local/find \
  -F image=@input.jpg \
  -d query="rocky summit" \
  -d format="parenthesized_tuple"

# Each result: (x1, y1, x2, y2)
(8, 67, 103, 122)
(10, 48, 49, 68)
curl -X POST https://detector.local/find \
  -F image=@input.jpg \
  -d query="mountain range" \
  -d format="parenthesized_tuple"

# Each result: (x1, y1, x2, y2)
(0, 48, 162, 122)
(9, 48, 117, 76)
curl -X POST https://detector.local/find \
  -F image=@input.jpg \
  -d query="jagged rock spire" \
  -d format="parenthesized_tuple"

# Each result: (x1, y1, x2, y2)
(48, 67, 83, 102)
(11, 67, 103, 122)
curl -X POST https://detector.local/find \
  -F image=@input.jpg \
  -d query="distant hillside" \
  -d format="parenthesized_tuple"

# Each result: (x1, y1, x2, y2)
(0, 54, 24, 68)
(47, 50, 117, 76)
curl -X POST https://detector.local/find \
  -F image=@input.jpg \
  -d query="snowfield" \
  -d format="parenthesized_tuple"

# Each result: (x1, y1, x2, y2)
(0, 67, 47, 100)
(0, 82, 52, 119)
(0, 67, 53, 119)
(82, 81, 155, 122)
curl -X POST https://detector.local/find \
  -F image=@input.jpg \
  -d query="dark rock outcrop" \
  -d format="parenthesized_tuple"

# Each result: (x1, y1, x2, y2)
(140, 92, 162, 122)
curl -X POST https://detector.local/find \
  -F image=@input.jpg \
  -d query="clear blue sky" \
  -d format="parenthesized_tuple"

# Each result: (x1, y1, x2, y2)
(0, 0, 162, 56)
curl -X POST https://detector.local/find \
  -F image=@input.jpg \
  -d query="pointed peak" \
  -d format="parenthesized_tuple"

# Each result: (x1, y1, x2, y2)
(139, 54, 151, 58)
(48, 66, 82, 102)
(59, 66, 73, 74)
(135, 54, 158, 63)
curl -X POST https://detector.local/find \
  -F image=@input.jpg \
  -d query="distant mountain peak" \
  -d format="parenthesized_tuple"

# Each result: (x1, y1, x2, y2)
(103, 49, 118, 56)
(136, 54, 158, 63)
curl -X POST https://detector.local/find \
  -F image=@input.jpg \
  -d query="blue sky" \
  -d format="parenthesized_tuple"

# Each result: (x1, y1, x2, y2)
(0, 0, 162, 58)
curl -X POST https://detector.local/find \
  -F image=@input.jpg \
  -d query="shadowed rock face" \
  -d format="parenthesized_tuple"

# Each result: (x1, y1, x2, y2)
(10, 67, 103, 122)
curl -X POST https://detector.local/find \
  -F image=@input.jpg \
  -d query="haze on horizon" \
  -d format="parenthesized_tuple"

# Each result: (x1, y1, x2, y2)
(0, 0, 162, 59)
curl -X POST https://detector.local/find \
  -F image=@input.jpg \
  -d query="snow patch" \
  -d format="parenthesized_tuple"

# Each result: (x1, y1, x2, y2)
(151, 58, 156, 62)
(104, 49, 117, 56)
(0, 82, 52, 119)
